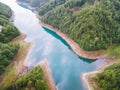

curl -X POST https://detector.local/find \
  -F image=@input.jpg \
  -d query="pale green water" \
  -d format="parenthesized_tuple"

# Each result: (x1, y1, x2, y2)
(0, 0, 107, 90)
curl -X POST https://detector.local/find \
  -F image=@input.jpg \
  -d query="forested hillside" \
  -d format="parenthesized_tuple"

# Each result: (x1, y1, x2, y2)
(37, 0, 67, 16)
(5, 66, 48, 90)
(0, 2, 20, 74)
(37, 0, 120, 51)
(37, 0, 95, 16)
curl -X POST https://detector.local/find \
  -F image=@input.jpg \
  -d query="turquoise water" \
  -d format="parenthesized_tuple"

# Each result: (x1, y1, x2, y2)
(0, 0, 106, 90)
(18, 3, 35, 11)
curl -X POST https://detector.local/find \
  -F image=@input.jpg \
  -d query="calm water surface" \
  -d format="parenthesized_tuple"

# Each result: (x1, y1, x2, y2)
(0, 0, 106, 90)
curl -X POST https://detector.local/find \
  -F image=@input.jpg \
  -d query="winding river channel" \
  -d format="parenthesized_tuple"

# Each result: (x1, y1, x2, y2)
(0, 0, 107, 90)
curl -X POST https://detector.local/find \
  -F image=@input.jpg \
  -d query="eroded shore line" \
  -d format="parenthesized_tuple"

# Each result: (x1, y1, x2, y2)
(36, 60, 57, 90)
(81, 60, 115, 90)
(40, 22, 105, 60)
(10, 32, 33, 78)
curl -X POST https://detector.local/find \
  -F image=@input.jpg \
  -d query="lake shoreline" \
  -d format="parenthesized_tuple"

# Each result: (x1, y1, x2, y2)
(16, 0, 105, 60)
(36, 60, 57, 90)
(81, 59, 115, 90)
(39, 21, 106, 60)
(14, 33, 33, 77)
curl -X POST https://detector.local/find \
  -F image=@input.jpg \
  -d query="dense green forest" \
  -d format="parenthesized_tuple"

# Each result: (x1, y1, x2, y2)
(94, 63, 120, 90)
(0, 19, 20, 43)
(0, 3, 20, 43)
(0, 2, 20, 74)
(37, 0, 67, 16)
(5, 66, 48, 90)
(37, 0, 95, 16)
(0, 2, 12, 18)
(36, 0, 120, 51)
(0, 43, 19, 74)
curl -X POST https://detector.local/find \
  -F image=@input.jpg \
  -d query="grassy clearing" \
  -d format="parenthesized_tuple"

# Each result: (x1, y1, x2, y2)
(17, 42, 30, 62)
(106, 44, 120, 59)
(2, 66, 15, 89)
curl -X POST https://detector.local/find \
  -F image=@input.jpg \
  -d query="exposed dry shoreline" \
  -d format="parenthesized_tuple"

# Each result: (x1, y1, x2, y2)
(81, 60, 115, 90)
(14, 41, 33, 77)
(40, 22, 105, 60)
(36, 60, 57, 90)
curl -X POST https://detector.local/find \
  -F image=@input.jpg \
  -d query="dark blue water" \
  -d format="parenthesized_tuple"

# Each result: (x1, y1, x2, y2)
(0, 0, 106, 90)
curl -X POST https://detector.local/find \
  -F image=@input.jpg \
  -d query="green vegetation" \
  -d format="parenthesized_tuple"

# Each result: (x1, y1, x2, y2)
(37, 0, 120, 51)
(2, 66, 15, 89)
(94, 45, 120, 90)
(0, 42, 31, 90)
(106, 45, 120, 59)
(37, 0, 67, 16)
(94, 62, 120, 90)
(0, 2, 20, 74)
(64, 0, 95, 9)
(0, 23, 20, 43)
(0, 3, 20, 43)
(0, 2, 12, 18)
(5, 66, 48, 90)
(0, 43, 19, 74)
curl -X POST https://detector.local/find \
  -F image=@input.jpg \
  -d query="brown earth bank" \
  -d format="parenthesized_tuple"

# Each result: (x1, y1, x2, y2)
(39, 21, 106, 60)
(36, 60, 57, 90)
(14, 42, 32, 78)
